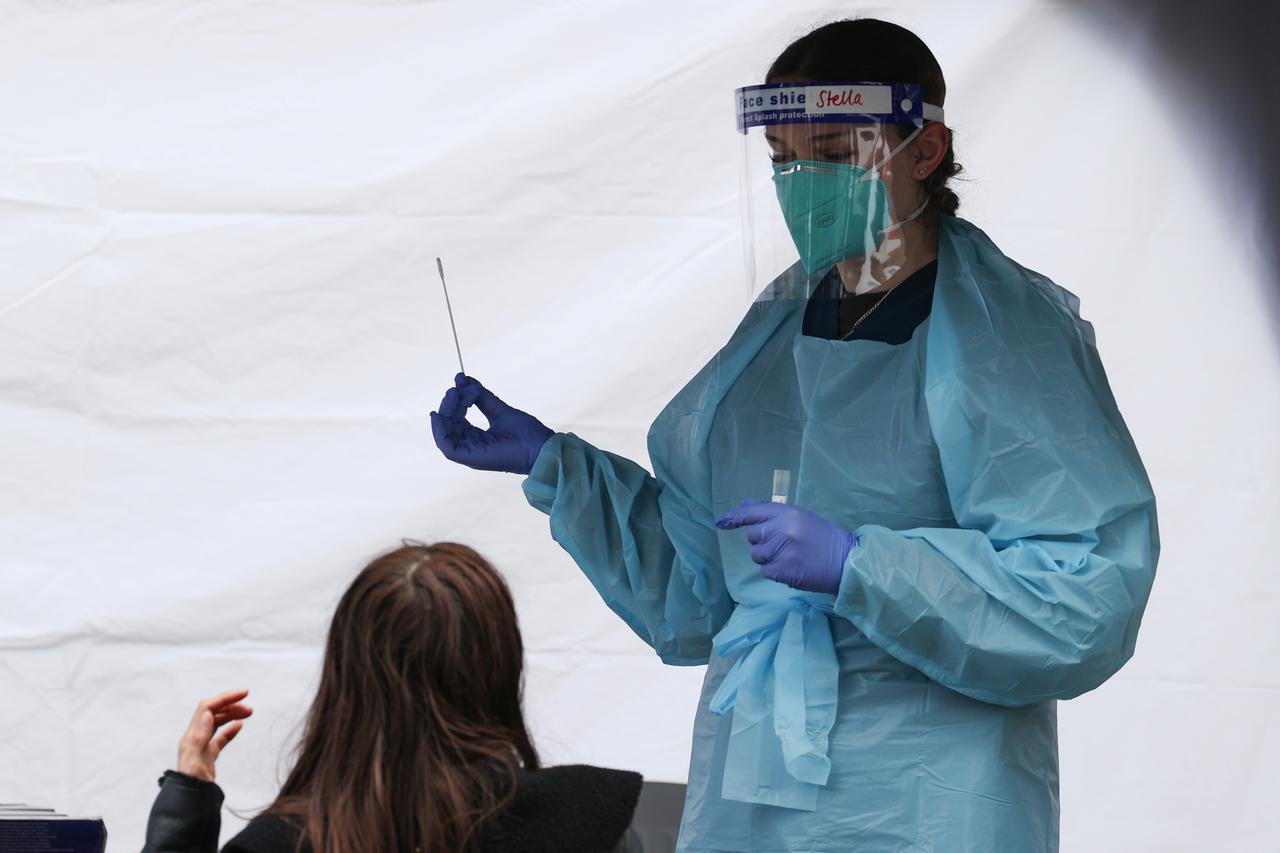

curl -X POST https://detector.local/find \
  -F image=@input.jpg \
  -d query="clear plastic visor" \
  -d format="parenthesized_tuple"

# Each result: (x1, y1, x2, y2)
(736, 82, 943, 303)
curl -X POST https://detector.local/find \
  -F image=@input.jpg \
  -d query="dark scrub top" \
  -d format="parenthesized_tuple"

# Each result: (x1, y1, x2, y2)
(802, 260, 938, 343)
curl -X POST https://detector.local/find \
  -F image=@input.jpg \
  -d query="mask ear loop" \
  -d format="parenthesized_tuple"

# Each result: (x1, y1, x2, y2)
(879, 198, 929, 233)
(859, 123, 932, 231)
(857, 123, 925, 182)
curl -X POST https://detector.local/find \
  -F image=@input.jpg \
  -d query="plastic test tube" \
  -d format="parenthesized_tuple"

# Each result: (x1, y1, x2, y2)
(771, 469, 792, 504)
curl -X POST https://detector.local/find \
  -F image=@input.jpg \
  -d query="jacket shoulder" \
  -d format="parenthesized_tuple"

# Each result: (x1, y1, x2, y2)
(221, 813, 304, 853)
(482, 764, 643, 853)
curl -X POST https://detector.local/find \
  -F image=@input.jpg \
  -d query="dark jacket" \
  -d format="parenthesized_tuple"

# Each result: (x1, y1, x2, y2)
(142, 766, 645, 853)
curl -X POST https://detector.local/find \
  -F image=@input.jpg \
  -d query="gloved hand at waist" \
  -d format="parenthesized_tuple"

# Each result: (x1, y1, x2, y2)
(716, 500, 858, 596)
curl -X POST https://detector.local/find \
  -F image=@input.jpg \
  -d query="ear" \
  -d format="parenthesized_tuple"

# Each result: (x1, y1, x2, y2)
(909, 123, 951, 180)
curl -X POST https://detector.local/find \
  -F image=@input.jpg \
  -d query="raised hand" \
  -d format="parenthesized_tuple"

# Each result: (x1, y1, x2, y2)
(430, 374, 553, 475)
(176, 689, 253, 782)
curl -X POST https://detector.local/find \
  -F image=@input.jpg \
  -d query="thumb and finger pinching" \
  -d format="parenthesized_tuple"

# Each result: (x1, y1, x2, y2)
(472, 387, 509, 420)
(715, 498, 779, 530)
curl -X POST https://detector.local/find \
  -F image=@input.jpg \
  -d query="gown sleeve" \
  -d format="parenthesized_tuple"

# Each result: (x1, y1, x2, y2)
(523, 433, 734, 665)
(833, 238, 1160, 708)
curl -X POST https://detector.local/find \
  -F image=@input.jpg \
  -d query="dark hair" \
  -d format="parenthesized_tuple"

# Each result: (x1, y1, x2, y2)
(268, 542, 539, 853)
(767, 18, 963, 217)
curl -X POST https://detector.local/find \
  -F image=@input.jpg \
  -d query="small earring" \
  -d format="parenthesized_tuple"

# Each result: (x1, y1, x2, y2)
(918, 168, 927, 176)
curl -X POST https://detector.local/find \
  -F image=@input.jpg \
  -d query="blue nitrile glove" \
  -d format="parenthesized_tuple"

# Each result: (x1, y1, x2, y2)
(430, 374, 553, 475)
(715, 500, 858, 595)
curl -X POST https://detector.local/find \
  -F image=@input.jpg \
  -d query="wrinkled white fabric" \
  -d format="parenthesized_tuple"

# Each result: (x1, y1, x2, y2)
(0, 2, 1276, 851)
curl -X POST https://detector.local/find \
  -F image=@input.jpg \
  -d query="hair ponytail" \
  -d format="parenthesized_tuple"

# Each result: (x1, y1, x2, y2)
(923, 128, 962, 216)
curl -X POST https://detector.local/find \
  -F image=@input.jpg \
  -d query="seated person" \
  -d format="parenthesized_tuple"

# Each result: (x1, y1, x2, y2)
(141, 542, 644, 853)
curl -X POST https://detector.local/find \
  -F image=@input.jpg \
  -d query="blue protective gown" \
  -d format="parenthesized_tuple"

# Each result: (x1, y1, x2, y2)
(523, 216, 1158, 852)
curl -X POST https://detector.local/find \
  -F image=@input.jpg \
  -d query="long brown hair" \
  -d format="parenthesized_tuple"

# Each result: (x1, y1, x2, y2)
(269, 542, 540, 853)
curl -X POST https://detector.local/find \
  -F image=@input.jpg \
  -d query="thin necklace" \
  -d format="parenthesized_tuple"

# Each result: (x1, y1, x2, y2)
(841, 285, 896, 340)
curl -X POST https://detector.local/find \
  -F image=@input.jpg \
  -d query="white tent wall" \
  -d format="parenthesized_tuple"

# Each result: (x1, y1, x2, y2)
(1, 1, 1275, 850)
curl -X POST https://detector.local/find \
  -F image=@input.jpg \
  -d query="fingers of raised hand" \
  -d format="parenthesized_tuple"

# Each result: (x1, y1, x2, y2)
(211, 703, 253, 726)
(195, 689, 250, 715)
(183, 709, 215, 746)
(209, 719, 245, 757)
(189, 690, 251, 735)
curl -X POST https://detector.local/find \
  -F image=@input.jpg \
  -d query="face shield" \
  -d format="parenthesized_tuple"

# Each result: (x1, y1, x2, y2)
(735, 82, 944, 301)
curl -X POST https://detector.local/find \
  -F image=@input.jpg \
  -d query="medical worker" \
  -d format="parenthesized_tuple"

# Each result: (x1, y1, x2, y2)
(432, 18, 1158, 853)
